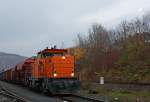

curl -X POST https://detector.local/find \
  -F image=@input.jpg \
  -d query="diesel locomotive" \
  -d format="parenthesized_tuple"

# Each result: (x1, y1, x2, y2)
(0, 47, 80, 94)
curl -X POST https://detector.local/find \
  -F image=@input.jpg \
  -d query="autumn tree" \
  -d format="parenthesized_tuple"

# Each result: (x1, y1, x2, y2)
(75, 12, 150, 83)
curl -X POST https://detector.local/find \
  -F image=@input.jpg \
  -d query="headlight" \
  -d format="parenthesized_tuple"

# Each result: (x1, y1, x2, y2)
(62, 56, 66, 59)
(53, 73, 57, 77)
(71, 73, 74, 77)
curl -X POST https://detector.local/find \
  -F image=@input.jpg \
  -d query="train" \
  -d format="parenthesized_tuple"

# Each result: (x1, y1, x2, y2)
(0, 47, 80, 94)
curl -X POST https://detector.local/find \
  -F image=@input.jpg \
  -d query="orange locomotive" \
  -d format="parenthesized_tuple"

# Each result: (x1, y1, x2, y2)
(0, 47, 80, 94)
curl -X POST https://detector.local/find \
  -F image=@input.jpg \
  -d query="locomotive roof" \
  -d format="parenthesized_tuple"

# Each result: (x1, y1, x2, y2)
(38, 48, 67, 54)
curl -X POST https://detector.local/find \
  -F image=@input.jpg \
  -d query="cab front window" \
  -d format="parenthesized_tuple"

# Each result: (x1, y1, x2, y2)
(43, 52, 64, 57)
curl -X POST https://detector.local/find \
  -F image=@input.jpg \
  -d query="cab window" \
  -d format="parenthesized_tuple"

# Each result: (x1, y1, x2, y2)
(37, 54, 44, 58)
(43, 52, 64, 57)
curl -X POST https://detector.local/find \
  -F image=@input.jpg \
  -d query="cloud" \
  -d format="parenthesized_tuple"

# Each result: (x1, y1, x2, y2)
(0, 0, 150, 56)
(138, 8, 143, 12)
(79, 0, 150, 28)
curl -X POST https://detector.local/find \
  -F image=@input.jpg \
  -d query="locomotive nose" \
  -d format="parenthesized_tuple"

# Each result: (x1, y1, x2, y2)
(50, 55, 75, 78)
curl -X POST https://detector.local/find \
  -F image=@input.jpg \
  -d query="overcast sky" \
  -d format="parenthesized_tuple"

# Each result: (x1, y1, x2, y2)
(0, 0, 150, 56)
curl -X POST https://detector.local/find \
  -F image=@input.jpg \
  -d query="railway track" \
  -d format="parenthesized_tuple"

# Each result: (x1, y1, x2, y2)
(0, 81, 107, 102)
(59, 94, 105, 102)
(0, 84, 26, 102)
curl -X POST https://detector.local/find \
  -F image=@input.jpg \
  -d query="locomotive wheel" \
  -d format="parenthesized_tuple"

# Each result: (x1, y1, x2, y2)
(40, 82, 48, 94)
(29, 81, 32, 88)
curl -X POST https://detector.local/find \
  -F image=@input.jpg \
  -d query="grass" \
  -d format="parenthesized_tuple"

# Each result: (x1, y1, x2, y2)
(80, 83, 150, 101)
(107, 90, 150, 102)
(109, 90, 150, 98)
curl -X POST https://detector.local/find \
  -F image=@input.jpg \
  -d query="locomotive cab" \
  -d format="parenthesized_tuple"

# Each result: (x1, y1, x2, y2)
(36, 48, 75, 78)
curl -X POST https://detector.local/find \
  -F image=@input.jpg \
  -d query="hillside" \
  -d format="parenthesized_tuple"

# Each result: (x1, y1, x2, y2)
(74, 19, 150, 83)
(0, 52, 27, 71)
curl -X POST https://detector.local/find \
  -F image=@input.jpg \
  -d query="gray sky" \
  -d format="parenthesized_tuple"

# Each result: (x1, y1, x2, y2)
(0, 0, 150, 56)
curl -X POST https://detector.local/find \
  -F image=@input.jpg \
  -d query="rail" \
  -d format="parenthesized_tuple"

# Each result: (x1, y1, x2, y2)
(60, 94, 105, 102)
(0, 83, 26, 102)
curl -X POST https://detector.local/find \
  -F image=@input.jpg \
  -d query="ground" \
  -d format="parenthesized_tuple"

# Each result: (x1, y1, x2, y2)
(80, 82, 150, 102)
(0, 81, 62, 102)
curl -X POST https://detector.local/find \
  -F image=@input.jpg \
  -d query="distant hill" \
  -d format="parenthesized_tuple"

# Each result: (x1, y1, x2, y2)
(0, 52, 27, 71)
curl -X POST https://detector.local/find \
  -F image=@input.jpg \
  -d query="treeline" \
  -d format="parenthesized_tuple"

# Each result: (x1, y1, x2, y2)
(71, 13, 150, 83)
